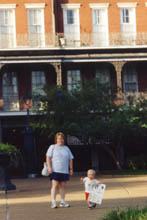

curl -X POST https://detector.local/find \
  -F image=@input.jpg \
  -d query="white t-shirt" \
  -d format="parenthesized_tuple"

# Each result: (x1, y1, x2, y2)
(83, 177, 99, 193)
(46, 144, 74, 174)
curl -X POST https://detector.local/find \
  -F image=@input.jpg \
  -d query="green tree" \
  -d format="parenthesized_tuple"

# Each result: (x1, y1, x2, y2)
(33, 80, 147, 170)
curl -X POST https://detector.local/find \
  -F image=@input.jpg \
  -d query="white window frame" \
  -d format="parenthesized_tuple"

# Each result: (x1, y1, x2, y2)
(25, 3, 45, 47)
(0, 4, 16, 48)
(67, 70, 82, 91)
(61, 4, 80, 47)
(89, 3, 109, 47)
(117, 3, 137, 45)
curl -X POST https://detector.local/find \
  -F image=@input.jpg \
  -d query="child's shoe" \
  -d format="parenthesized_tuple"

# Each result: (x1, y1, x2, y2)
(88, 203, 96, 209)
(92, 203, 96, 208)
(88, 204, 94, 210)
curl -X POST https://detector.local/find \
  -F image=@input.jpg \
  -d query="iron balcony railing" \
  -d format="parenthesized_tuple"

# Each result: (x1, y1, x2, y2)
(0, 32, 147, 49)
(1, 92, 147, 112)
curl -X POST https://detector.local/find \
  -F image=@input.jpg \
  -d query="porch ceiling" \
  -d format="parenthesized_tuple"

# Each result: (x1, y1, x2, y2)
(0, 47, 147, 63)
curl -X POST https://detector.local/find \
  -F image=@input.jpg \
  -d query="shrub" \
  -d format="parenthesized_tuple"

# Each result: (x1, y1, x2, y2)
(100, 207, 147, 220)
(127, 154, 147, 170)
(0, 143, 22, 167)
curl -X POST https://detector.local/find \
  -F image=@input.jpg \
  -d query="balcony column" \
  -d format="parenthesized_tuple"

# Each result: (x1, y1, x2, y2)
(110, 61, 126, 104)
(111, 61, 126, 92)
(51, 62, 62, 86)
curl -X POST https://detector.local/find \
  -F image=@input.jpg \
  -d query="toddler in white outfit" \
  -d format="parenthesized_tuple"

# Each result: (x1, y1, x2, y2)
(81, 169, 100, 210)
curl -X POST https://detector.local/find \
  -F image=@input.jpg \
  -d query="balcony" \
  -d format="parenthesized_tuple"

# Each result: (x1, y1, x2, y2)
(0, 32, 147, 49)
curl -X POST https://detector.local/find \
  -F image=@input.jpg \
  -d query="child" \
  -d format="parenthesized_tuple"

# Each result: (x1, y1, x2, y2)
(81, 169, 100, 210)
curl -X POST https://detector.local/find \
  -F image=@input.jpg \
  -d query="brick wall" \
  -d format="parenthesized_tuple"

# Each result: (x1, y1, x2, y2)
(0, 0, 52, 35)
(1, 0, 147, 36)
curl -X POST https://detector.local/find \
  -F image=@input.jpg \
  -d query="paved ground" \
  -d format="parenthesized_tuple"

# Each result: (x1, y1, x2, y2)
(0, 175, 147, 220)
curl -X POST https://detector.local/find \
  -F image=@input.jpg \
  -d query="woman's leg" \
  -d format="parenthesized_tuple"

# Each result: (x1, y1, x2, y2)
(51, 180, 59, 202)
(59, 181, 70, 207)
(59, 181, 66, 201)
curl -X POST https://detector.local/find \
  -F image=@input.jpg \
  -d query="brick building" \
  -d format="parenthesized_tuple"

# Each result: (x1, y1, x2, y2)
(0, 0, 147, 172)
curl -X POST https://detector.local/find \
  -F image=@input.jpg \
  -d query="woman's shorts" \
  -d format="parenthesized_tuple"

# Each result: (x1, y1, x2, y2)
(50, 172, 69, 182)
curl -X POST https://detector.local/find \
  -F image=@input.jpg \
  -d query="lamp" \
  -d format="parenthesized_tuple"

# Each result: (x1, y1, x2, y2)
(23, 94, 32, 129)
(23, 94, 37, 178)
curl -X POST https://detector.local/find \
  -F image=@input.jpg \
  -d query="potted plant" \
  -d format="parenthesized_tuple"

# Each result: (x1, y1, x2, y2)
(0, 143, 22, 191)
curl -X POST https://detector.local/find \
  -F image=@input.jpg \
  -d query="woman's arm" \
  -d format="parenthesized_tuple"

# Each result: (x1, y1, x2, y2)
(46, 156, 53, 174)
(69, 159, 73, 176)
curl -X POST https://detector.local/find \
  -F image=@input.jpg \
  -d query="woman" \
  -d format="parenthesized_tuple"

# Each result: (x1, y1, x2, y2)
(46, 132, 74, 208)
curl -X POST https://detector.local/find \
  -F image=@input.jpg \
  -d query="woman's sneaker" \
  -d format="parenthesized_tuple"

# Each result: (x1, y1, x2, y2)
(51, 202, 58, 209)
(59, 201, 70, 208)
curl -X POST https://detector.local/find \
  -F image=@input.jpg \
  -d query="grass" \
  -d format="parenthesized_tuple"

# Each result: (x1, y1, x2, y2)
(100, 207, 147, 220)
(100, 169, 147, 176)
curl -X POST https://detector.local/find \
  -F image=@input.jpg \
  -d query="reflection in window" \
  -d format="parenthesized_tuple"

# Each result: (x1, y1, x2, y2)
(2, 72, 19, 110)
(32, 71, 46, 95)
(67, 70, 81, 91)
(96, 68, 110, 84)
(31, 71, 46, 109)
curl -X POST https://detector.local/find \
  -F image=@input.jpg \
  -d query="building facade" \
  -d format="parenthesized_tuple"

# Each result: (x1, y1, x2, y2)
(1, 0, 147, 172)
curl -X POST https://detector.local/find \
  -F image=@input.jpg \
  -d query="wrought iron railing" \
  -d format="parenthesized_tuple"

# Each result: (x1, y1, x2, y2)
(1, 92, 147, 112)
(1, 32, 147, 49)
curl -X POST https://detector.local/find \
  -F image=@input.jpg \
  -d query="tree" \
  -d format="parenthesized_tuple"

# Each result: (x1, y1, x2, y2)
(33, 80, 147, 170)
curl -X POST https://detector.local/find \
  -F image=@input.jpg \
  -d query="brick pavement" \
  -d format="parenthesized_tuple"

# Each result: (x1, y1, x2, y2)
(0, 175, 147, 220)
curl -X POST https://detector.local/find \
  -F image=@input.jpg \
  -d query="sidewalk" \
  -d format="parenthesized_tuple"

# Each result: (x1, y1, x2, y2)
(0, 175, 147, 220)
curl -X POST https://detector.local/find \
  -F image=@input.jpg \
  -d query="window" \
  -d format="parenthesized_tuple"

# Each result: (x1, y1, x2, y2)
(123, 67, 138, 93)
(96, 68, 110, 84)
(94, 10, 100, 25)
(117, 3, 137, 45)
(67, 70, 81, 91)
(61, 4, 80, 46)
(25, 4, 45, 47)
(2, 72, 19, 110)
(0, 4, 16, 48)
(90, 4, 109, 46)
(122, 9, 129, 23)
(67, 10, 74, 24)
(31, 71, 46, 110)
(32, 71, 46, 95)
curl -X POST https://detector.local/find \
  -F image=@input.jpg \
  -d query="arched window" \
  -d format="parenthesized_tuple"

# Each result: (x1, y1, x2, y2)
(67, 70, 82, 91)
(31, 71, 46, 95)
(96, 67, 110, 84)
(31, 71, 46, 109)
(2, 72, 19, 110)
(123, 66, 138, 93)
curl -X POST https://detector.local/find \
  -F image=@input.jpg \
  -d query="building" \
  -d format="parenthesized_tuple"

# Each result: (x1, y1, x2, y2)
(0, 0, 147, 172)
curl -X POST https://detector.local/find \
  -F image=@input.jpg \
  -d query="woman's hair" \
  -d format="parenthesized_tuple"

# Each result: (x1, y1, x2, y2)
(55, 132, 65, 143)
(87, 169, 96, 175)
